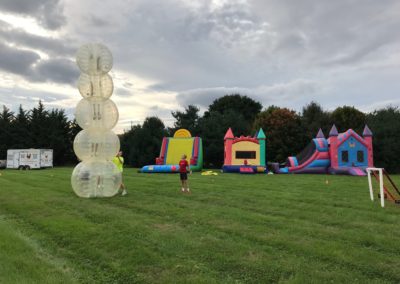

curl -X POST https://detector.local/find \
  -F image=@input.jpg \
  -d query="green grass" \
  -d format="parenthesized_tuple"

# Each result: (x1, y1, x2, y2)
(0, 168, 400, 283)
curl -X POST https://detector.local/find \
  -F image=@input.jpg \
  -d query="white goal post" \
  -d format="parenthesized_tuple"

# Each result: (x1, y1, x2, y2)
(366, 167, 384, 208)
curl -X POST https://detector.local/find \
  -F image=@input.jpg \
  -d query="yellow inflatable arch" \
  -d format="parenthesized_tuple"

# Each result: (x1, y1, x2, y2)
(173, 129, 192, 138)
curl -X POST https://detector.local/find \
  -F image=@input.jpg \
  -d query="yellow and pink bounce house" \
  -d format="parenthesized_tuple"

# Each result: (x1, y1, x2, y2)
(222, 128, 267, 174)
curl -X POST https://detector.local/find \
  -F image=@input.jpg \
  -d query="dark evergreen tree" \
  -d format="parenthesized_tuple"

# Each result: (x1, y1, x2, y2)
(11, 105, 32, 149)
(0, 106, 14, 159)
(45, 109, 71, 165)
(30, 101, 49, 147)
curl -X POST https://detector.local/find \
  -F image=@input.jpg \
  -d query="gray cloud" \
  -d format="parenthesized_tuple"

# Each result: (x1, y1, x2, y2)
(0, 42, 40, 75)
(148, 105, 174, 119)
(30, 58, 79, 85)
(0, 20, 78, 85)
(0, 40, 78, 85)
(87, 15, 110, 27)
(0, 0, 66, 29)
(115, 87, 134, 97)
(105, 0, 400, 95)
(0, 86, 71, 110)
(253, 0, 400, 65)
(176, 79, 321, 109)
(0, 20, 76, 57)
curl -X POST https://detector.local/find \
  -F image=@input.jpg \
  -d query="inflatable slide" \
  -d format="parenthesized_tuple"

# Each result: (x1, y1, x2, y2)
(273, 136, 330, 174)
(140, 129, 203, 173)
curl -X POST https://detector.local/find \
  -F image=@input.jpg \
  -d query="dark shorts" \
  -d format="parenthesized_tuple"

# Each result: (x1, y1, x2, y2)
(180, 172, 188, 180)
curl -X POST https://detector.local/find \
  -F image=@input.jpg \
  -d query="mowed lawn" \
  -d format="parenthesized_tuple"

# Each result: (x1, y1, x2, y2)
(0, 168, 400, 283)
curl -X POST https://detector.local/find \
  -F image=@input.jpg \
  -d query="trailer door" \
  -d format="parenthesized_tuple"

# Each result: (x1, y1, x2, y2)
(6, 151, 18, 168)
(14, 153, 19, 168)
(40, 150, 53, 168)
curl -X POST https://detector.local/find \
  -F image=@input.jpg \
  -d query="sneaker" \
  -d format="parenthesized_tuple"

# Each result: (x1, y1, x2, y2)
(121, 190, 127, 196)
(181, 188, 185, 193)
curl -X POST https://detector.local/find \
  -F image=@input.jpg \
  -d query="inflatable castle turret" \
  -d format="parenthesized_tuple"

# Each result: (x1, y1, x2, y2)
(363, 125, 374, 167)
(329, 124, 339, 169)
(222, 128, 267, 174)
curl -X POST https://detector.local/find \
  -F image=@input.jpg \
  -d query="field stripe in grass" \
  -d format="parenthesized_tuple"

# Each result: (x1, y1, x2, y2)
(2, 189, 398, 282)
(0, 215, 79, 283)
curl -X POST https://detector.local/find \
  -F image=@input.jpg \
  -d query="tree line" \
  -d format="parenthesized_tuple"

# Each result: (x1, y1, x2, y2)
(121, 95, 400, 173)
(1, 95, 400, 172)
(0, 101, 80, 166)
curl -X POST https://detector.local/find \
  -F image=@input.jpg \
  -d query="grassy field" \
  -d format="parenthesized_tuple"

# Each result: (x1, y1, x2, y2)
(0, 168, 400, 283)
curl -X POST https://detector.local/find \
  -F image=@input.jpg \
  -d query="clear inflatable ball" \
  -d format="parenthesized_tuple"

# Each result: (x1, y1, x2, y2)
(78, 73, 114, 99)
(71, 161, 121, 198)
(73, 129, 120, 161)
(75, 98, 119, 130)
(76, 43, 113, 75)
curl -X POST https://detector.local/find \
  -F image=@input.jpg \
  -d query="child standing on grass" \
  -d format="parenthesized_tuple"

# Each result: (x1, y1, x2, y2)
(113, 151, 127, 196)
(179, 154, 190, 193)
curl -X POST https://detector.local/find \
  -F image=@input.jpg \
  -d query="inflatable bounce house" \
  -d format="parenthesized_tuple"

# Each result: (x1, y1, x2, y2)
(140, 129, 203, 173)
(272, 125, 373, 176)
(222, 128, 267, 174)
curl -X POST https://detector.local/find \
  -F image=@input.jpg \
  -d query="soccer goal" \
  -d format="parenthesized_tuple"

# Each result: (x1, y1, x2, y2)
(367, 167, 400, 208)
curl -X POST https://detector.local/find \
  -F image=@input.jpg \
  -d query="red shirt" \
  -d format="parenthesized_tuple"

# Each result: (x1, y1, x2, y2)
(179, 159, 189, 173)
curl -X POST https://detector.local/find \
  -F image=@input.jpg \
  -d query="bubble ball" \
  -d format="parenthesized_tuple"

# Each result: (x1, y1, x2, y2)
(73, 129, 120, 161)
(78, 73, 113, 99)
(76, 43, 113, 75)
(71, 161, 121, 198)
(75, 98, 119, 130)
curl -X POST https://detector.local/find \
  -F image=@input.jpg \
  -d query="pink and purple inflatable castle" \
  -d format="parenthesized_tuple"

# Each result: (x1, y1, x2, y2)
(272, 125, 373, 176)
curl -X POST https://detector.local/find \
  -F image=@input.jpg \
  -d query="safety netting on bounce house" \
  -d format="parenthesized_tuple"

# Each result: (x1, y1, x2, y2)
(140, 129, 203, 173)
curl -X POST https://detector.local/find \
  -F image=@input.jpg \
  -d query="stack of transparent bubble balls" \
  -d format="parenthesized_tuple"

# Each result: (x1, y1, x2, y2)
(71, 43, 121, 198)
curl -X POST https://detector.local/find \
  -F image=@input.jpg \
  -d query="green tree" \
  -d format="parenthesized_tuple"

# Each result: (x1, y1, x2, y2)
(254, 107, 306, 163)
(301, 101, 330, 139)
(199, 110, 249, 167)
(120, 117, 167, 167)
(171, 105, 200, 135)
(366, 106, 400, 173)
(330, 106, 366, 133)
(205, 94, 262, 125)
(196, 94, 262, 167)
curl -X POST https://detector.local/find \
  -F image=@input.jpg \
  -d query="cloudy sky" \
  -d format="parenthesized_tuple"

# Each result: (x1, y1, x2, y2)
(0, 0, 400, 133)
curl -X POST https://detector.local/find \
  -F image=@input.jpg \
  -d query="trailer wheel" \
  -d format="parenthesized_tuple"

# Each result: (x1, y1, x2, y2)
(25, 166, 31, 170)
(18, 166, 24, 170)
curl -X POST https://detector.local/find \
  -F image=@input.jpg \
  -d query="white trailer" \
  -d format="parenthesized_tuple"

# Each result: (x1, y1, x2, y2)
(6, 149, 53, 169)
